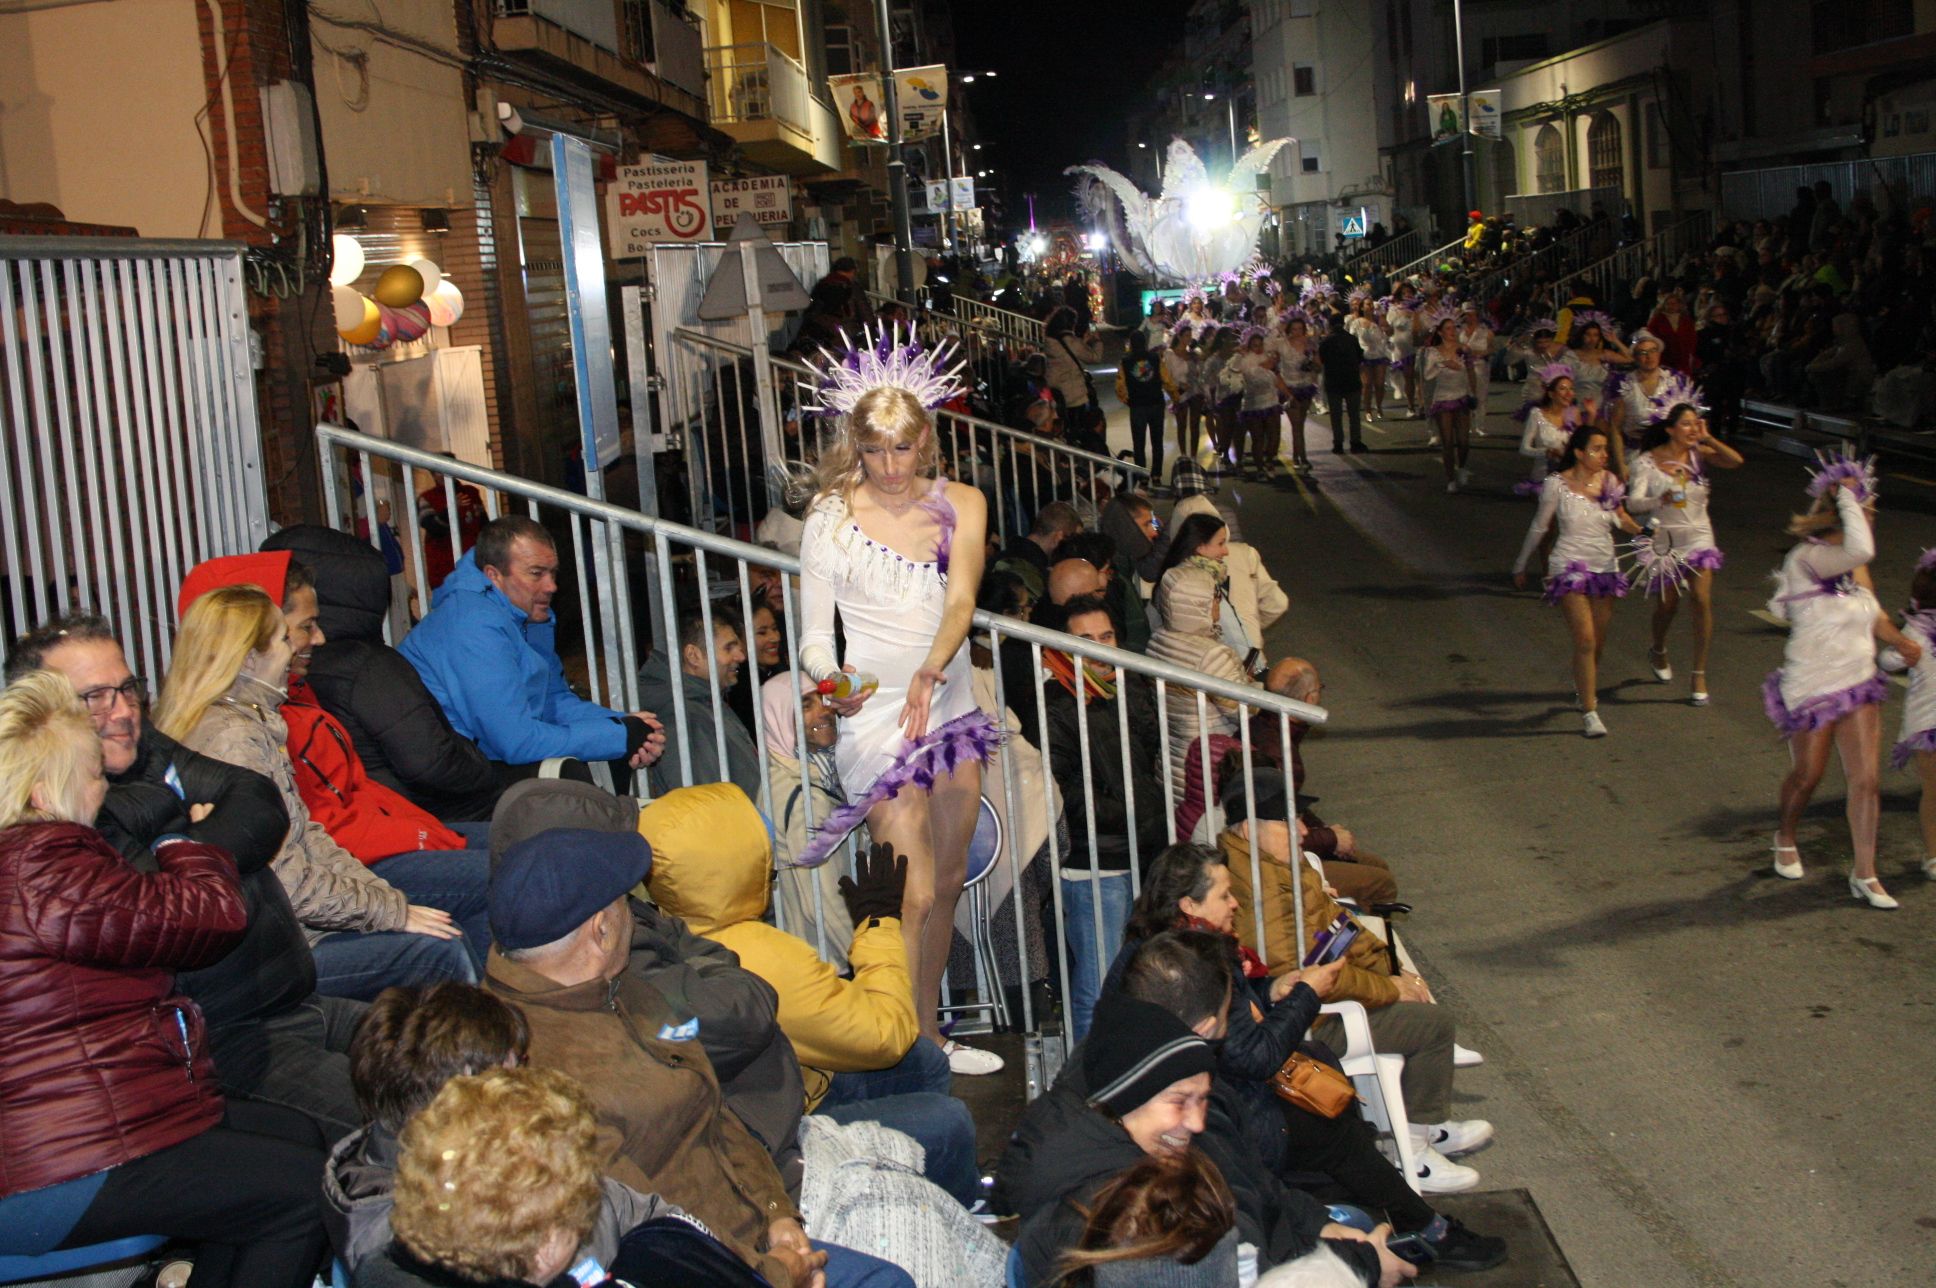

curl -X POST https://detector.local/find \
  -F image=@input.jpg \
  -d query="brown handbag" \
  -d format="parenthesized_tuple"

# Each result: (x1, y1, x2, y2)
(1271, 1051, 1358, 1119)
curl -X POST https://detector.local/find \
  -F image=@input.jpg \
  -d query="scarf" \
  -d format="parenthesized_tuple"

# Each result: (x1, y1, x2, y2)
(1180, 913, 1269, 980)
(1044, 649, 1117, 703)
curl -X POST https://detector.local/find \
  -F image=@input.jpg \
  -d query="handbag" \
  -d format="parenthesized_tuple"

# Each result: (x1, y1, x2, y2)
(1271, 1050, 1357, 1118)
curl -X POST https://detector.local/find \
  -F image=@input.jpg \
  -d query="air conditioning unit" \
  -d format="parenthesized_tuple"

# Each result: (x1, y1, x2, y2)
(260, 80, 322, 197)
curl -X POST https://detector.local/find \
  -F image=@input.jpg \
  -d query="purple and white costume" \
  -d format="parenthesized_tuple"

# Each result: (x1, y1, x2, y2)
(1516, 405, 1572, 495)
(1386, 301, 1418, 373)
(1421, 347, 1476, 417)
(797, 485, 1000, 864)
(1626, 450, 1725, 595)
(1762, 489, 1886, 736)
(1883, 609, 1936, 767)
(1514, 474, 1631, 604)
(1609, 366, 1699, 447)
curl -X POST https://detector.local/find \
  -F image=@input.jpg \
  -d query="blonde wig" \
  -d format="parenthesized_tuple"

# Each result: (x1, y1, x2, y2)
(391, 1065, 604, 1284)
(807, 384, 940, 509)
(0, 670, 102, 830)
(153, 584, 282, 742)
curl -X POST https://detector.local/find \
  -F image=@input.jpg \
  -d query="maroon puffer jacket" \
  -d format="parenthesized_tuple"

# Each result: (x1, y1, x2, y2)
(0, 821, 247, 1198)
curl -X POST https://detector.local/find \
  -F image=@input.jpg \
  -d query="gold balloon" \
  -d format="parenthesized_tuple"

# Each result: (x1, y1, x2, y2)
(373, 264, 425, 308)
(340, 297, 382, 345)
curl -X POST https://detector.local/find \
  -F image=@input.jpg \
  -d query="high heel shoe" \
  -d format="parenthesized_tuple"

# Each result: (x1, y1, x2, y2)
(1690, 671, 1709, 706)
(1649, 648, 1673, 682)
(1849, 873, 1900, 909)
(1772, 839, 1803, 880)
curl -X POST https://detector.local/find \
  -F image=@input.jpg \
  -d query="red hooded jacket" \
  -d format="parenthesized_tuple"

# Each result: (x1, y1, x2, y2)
(178, 553, 464, 863)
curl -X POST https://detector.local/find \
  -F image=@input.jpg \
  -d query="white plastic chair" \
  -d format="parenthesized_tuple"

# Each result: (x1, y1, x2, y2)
(1319, 1000, 1422, 1194)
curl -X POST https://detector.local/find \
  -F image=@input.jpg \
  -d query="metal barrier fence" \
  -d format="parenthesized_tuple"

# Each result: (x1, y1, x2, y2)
(1338, 227, 1430, 280)
(650, 320, 1150, 550)
(1461, 221, 1606, 308)
(951, 295, 1046, 348)
(1383, 235, 1468, 283)
(317, 421, 1322, 1094)
(1720, 150, 1936, 222)
(0, 237, 269, 680)
(1547, 211, 1714, 310)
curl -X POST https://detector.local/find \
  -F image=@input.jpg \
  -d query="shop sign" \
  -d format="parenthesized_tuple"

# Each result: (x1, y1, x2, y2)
(606, 159, 713, 254)
(711, 175, 793, 231)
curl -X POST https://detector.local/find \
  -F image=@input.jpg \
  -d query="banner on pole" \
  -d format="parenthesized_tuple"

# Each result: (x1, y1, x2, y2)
(1428, 89, 1502, 141)
(606, 159, 712, 254)
(829, 65, 949, 143)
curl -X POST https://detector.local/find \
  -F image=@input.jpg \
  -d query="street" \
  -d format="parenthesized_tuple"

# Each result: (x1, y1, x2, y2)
(1121, 387, 1936, 1286)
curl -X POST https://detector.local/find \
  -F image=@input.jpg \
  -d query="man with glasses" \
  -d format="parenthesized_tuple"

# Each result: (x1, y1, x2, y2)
(5, 613, 366, 1143)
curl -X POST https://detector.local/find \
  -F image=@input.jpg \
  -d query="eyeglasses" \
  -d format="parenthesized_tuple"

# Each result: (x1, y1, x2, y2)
(76, 676, 146, 714)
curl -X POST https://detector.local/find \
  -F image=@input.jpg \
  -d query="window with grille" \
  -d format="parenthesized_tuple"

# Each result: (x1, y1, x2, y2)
(1534, 123, 1564, 194)
(1587, 112, 1623, 192)
(1293, 64, 1316, 96)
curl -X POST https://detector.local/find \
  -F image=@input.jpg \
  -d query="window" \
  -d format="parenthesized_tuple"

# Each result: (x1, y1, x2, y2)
(1534, 123, 1564, 194)
(1301, 142, 1322, 173)
(1587, 111, 1623, 193)
(1293, 64, 1316, 96)
(825, 23, 855, 76)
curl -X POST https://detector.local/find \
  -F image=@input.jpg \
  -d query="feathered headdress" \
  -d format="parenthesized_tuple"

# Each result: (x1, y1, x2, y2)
(1915, 547, 1936, 574)
(1536, 361, 1575, 389)
(802, 323, 967, 417)
(1570, 309, 1621, 341)
(1805, 448, 1879, 505)
(1523, 317, 1560, 338)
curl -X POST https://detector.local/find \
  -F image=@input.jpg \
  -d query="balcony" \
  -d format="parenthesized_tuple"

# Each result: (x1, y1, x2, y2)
(491, 0, 706, 119)
(704, 43, 843, 176)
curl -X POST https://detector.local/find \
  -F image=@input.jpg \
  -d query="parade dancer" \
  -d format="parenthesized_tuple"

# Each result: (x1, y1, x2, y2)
(1516, 362, 1578, 496)
(1564, 311, 1632, 424)
(1507, 319, 1569, 429)
(1163, 329, 1202, 465)
(1235, 327, 1288, 481)
(1625, 405, 1743, 706)
(1765, 453, 1920, 909)
(1458, 302, 1495, 438)
(1387, 284, 1422, 417)
(1513, 425, 1643, 737)
(1881, 550, 1936, 881)
(797, 324, 1006, 1071)
(1351, 296, 1391, 420)
(1275, 315, 1323, 473)
(1603, 329, 1698, 479)
(1422, 316, 1476, 492)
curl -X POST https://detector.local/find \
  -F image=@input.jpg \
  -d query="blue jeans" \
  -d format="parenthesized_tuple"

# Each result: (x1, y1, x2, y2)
(446, 820, 492, 849)
(311, 850, 492, 1001)
(1061, 870, 1133, 1042)
(821, 1242, 917, 1288)
(817, 1039, 978, 1206)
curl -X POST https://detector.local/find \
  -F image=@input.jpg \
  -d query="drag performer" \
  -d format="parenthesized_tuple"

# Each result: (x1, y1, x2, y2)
(1513, 424, 1643, 738)
(1603, 329, 1697, 478)
(1765, 453, 1918, 908)
(1516, 363, 1578, 496)
(1422, 316, 1476, 492)
(797, 324, 1006, 1071)
(1625, 405, 1743, 707)
(1881, 551, 1936, 882)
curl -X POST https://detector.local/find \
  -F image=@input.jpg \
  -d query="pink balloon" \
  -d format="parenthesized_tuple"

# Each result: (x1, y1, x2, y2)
(390, 301, 431, 342)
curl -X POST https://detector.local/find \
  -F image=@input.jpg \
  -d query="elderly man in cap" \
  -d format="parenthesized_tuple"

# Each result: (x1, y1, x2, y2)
(483, 825, 914, 1288)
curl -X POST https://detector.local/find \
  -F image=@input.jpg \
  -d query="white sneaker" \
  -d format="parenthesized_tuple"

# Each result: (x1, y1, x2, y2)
(1453, 1044, 1484, 1068)
(1923, 857, 1936, 879)
(1426, 433, 1441, 447)
(1455, 467, 1471, 487)
(1411, 1144, 1481, 1193)
(1582, 710, 1608, 738)
(1445, 477, 1460, 493)
(1415, 1120, 1495, 1157)
(944, 1040, 1005, 1076)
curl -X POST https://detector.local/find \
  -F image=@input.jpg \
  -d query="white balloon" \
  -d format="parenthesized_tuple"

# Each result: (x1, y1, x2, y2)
(407, 258, 443, 297)
(331, 285, 367, 330)
(329, 234, 365, 287)
(427, 280, 464, 328)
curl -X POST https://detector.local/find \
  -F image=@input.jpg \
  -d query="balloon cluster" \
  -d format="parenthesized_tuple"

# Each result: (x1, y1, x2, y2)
(329, 233, 464, 350)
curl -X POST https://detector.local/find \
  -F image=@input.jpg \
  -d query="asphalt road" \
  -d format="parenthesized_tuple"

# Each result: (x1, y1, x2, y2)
(1095, 379, 1936, 1287)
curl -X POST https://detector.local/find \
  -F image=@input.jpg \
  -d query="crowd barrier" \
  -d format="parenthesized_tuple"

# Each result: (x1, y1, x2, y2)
(317, 421, 1322, 1095)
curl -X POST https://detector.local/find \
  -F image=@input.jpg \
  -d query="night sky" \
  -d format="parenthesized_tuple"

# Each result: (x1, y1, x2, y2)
(950, 0, 1187, 234)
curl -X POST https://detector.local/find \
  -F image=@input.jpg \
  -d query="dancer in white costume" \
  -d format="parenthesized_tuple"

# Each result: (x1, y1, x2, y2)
(1603, 330, 1698, 479)
(1513, 424, 1642, 737)
(1421, 316, 1476, 491)
(1350, 296, 1391, 420)
(1516, 363, 1577, 497)
(1624, 404, 1743, 706)
(1880, 551, 1936, 881)
(1764, 453, 1921, 909)
(1457, 302, 1495, 438)
(797, 325, 1005, 1072)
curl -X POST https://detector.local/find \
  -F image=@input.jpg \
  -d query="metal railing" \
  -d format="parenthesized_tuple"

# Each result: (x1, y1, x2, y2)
(704, 42, 812, 137)
(1719, 150, 1936, 222)
(496, 0, 619, 52)
(1546, 210, 1713, 310)
(1339, 227, 1429, 280)
(636, 0, 705, 100)
(1502, 185, 1625, 229)
(1383, 235, 1466, 283)
(0, 237, 268, 680)
(317, 422, 1323, 1093)
(1460, 220, 1605, 307)
(953, 295, 1047, 348)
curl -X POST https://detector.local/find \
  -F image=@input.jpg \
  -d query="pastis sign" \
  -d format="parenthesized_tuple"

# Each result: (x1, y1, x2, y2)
(606, 159, 713, 255)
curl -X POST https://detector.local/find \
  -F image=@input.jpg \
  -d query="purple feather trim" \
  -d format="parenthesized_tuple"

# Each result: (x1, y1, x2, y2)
(1891, 727, 1936, 770)
(1289, 384, 1319, 401)
(1513, 477, 1544, 497)
(792, 710, 1004, 868)
(1805, 449, 1880, 505)
(1390, 355, 1413, 373)
(1685, 547, 1724, 571)
(1597, 477, 1627, 511)
(1509, 398, 1536, 424)
(916, 487, 957, 576)
(1238, 406, 1282, 422)
(1542, 561, 1630, 605)
(1425, 395, 1476, 416)
(1762, 670, 1889, 737)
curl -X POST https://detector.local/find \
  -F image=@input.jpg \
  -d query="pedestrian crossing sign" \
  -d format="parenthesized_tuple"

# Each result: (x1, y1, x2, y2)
(1340, 214, 1367, 238)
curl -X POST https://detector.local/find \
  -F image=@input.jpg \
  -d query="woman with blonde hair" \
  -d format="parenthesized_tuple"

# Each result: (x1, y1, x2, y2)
(1765, 454, 1922, 907)
(793, 324, 1003, 1075)
(0, 671, 329, 1287)
(155, 583, 482, 999)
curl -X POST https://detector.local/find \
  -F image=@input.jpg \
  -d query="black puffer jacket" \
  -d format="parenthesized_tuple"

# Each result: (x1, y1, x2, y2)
(94, 728, 310, 1040)
(1041, 674, 1166, 872)
(263, 525, 498, 822)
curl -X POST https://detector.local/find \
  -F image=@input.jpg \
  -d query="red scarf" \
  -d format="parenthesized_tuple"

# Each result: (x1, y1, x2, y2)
(1179, 913, 1269, 980)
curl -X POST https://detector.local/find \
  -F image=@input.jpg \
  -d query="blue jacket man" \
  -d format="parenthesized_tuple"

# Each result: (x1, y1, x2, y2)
(399, 516, 662, 771)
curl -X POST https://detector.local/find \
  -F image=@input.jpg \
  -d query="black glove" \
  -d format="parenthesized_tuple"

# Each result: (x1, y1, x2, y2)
(838, 842, 908, 929)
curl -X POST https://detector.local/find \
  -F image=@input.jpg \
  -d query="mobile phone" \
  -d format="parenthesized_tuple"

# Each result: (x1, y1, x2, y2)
(1383, 1232, 1438, 1267)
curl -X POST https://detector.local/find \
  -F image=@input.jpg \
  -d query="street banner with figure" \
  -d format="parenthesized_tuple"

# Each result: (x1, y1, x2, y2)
(1429, 90, 1502, 140)
(830, 66, 949, 143)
